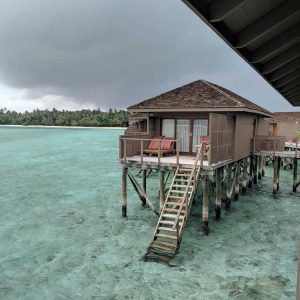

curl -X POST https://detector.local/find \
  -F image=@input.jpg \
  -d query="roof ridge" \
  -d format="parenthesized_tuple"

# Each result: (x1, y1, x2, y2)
(202, 80, 244, 107)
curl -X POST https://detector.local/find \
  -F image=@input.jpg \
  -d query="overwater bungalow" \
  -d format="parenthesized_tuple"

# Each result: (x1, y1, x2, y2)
(119, 80, 299, 261)
(268, 112, 300, 141)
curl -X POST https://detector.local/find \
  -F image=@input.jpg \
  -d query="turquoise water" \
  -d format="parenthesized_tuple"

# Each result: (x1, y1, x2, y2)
(0, 127, 299, 299)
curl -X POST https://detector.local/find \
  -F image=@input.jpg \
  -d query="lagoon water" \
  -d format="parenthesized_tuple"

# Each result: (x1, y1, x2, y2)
(0, 126, 299, 299)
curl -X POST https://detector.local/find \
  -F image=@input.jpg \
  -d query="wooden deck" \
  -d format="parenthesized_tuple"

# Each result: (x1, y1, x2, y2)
(120, 154, 233, 174)
(255, 150, 300, 158)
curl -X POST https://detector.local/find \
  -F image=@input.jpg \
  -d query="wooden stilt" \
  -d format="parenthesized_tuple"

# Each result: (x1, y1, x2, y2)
(273, 156, 279, 194)
(127, 170, 159, 215)
(142, 169, 147, 194)
(253, 155, 258, 184)
(277, 157, 281, 191)
(225, 164, 232, 208)
(293, 157, 298, 192)
(215, 168, 221, 220)
(258, 156, 263, 180)
(242, 158, 247, 194)
(234, 162, 240, 201)
(122, 167, 128, 217)
(248, 156, 253, 188)
(159, 170, 165, 211)
(262, 156, 265, 177)
(202, 176, 209, 235)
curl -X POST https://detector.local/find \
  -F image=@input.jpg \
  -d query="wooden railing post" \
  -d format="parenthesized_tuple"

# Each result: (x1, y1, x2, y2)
(140, 140, 143, 164)
(158, 139, 161, 166)
(124, 139, 127, 163)
(176, 141, 180, 166)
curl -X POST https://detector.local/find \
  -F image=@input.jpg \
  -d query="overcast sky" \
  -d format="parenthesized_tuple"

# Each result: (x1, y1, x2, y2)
(0, 0, 299, 112)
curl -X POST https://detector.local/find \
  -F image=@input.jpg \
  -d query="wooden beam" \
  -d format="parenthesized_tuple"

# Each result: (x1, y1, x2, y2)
(209, 0, 246, 22)
(293, 157, 298, 192)
(279, 78, 300, 93)
(251, 23, 300, 63)
(283, 85, 300, 97)
(215, 168, 222, 220)
(236, 0, 300, 48)
(273, 69, 300, 89)
(202, 176, 209, 235)
(122, 167, 128, 217)
(287, 94, 300, 102)
(285, 89, 300, 99)
(159, 171, 165, 211)
(262, 43, 300, 74)
(267, 57, 300, 82)
(127, 170, 159, 215)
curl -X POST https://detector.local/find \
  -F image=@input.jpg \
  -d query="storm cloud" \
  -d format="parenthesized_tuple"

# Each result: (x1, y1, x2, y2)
(0, 0, 297, 111)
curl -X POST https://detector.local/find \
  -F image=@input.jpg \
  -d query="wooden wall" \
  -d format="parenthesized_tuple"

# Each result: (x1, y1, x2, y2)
(209, 113, 235, 164)
(233, 115, 255, 161)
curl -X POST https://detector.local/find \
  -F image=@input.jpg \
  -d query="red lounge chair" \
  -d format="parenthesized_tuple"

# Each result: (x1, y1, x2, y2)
(143, 137, 175, 157)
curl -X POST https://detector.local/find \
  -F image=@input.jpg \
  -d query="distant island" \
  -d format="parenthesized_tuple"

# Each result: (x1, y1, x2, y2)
(0, 108, 130, 127)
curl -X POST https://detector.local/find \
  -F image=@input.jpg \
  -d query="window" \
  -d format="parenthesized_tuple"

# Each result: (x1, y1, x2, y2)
(162, 119, 175, 137)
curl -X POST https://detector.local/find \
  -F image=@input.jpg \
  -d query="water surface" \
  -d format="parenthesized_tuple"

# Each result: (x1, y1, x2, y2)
(0, 127, 299, 299)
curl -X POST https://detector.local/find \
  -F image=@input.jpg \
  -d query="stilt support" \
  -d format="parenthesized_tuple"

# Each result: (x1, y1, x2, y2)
(248, 156, 253, 188)
(234, 162, 240, 201)
(225, 164, 232, 209)
(242, 158, 247, 194)
(293, 157, 299, 192)
(202, 176, 209, 235)
(215, 168, 221, 220)
(122, 167, 128, 217)
(159, 171, 165, 211)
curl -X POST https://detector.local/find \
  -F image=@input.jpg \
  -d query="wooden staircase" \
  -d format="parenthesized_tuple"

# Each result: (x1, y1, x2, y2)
(144, 144, 204, 262)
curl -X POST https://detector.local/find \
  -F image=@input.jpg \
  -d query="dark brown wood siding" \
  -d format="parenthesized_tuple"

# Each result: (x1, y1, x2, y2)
(234, 116, 255, 161)
(209, 113, 234, 164)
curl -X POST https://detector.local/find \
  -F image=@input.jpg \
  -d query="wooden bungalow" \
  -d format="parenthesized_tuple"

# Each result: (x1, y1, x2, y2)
(119, 80, 297, 262)
(268, 112, 300, 141)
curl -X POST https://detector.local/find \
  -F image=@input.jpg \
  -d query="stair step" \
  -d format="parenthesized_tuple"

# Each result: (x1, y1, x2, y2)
(156, 233, 177, 240)
(159, 220, 175, 225)
(176, 173, 191, 177)
(170, 190, 192, 194)
(166, 202, 186, 206)
(175, 179, 191, 182)
(158, 227, 176, 232)
(152, 240, 177, 249)
(168, 195, 183, 199)
(172, 184, 193, 188)
(163, 207, 185, 213)
(178, 168, 193, 172)
(162, 213, 184, 219)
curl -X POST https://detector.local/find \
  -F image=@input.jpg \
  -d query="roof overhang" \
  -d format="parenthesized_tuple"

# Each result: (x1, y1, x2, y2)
(128, 107, 273, 117)
(182, 0, 300, 106)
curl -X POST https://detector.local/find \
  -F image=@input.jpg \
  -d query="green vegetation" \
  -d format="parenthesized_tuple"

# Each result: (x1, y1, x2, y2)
(0, 108, 130, 127)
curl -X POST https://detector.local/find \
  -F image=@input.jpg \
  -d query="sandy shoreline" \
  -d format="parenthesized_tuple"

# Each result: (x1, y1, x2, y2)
(0, 124, 126, 130)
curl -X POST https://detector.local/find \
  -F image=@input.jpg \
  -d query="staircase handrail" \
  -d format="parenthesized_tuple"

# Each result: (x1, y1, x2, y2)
(173, 143, 205, 232)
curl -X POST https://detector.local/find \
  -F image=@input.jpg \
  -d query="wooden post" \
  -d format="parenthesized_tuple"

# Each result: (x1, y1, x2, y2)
(273, 156, 278, 194)
(215, 168, 221, 220)
(123, 139, 127, 163)
(140, 140, 144, 164)
(277, 157, 281, 191)
(142, 169, 147, 194)
(159, 170, 165, 211)
(122, 167, 128, 217)
(242, 158, 247, 194)
(293, 157, 298, 192)
(202, 176, 209, 235)
(225, 164, 232, 209)
(234, 162, 240, 201)
(158, 139, 161, 166)
(258, 155, 263, 180)
(176, 141, 179, 166)
(248, 156, 253, 188)
(262, 156, 265, 177)
(253, 155, 258, 184)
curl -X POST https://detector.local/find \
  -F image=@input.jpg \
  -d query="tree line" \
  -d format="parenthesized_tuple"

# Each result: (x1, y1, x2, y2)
(0, 108, 130, 127)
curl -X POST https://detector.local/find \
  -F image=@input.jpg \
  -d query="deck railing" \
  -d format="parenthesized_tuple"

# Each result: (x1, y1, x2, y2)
(252, 135, 286, 154)
(120, 137, 180, 166)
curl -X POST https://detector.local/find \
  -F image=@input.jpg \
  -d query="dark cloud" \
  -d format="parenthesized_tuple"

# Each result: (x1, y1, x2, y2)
(0, 0, 297, 111)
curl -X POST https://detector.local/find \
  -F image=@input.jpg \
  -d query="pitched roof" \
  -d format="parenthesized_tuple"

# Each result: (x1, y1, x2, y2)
(270, 112, 300, 122)
(128, 80, 272, 116)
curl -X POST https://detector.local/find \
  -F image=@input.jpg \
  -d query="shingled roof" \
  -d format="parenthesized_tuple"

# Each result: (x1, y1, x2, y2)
(270, 112, 300, 122)
(128, 80, 272, 117)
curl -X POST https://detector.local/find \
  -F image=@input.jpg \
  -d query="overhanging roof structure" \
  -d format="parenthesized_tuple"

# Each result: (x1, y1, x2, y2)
(182, 0, 300, 106)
